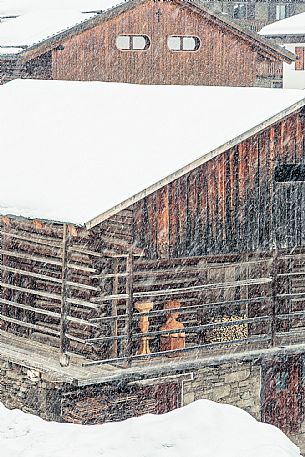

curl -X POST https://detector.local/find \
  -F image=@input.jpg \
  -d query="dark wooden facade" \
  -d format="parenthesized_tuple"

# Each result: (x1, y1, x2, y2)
(113, 109, 305, 259)
(262, 354, 305, 434)
(0, 0, 293, 87)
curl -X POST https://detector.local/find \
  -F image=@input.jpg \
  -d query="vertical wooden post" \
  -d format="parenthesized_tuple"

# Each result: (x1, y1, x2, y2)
(1, 219, 10, 332)
(60, 224, 70, 367)
(125, 251, 134, 366)
(111, 258, 119, 358)
(270, 249, 278, 347)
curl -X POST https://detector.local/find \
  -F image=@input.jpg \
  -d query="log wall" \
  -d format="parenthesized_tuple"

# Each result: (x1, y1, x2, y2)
(0, 52, 52, 84)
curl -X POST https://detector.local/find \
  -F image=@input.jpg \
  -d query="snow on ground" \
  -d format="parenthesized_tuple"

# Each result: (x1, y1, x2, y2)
(260, 12, 305, 36)
(1, 79, 305, 225)
(0, 0, 125, 16)
(0, 399, 301, 457)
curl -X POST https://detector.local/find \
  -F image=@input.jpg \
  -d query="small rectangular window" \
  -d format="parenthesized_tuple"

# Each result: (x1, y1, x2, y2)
(276, 4, 288, 20)
(183, 36, 197, 50)
(274, 164, 305, 182)
(233, 3, 247, 19)
(276, 370, 289, 391)
(132, 36, 147, 50)
(301, 356, 305, 386)
(168, 36, 181, 51)
(167, 36, 200, 52)
(295, 47, 305, 71)
(116, 35, 150, 51)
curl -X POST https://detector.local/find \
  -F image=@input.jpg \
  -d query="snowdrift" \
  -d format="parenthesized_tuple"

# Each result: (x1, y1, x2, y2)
(0, 399, 301, 457)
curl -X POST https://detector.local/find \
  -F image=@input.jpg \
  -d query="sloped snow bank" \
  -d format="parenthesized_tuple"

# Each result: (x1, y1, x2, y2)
(0, 399, 301, 457)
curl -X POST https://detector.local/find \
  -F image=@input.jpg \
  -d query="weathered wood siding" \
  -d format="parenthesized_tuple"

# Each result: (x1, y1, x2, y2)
(0, 52, 52, 85)
(52, 0, 264, 86)
(262, 355, 304, 434)
(130, 111, 305, 258)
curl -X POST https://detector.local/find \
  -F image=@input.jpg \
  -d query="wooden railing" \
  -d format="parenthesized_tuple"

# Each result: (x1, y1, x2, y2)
(82, 252, 275, 366)
(81, 248, 305, 367)
(1, 218, 305, 369)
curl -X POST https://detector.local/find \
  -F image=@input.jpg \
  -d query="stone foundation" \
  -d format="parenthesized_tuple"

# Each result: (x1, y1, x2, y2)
(0, 352, 304, 455)
(182, 361, 261, 420)
(0, 360, 61, 421)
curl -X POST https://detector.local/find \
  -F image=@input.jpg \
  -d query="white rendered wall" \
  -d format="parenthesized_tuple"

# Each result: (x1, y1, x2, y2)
(282, 43, 305, 89)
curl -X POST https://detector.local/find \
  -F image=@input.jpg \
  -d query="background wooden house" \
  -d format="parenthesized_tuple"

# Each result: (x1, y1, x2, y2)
(260, 13, 305, 90)
(202, 0, 305, 33)
(0, 0, 294, 87)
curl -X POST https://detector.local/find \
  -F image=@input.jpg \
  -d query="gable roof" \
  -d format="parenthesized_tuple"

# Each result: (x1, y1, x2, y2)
(0, 10, 97, 56)
(0, 0, 123, 16)
(0, 79, 304, 228)
(260, 12, 305, 38)
(0, 0, 295, 63)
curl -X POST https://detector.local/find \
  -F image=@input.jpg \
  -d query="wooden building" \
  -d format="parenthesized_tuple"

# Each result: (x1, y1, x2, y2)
(2, 80, 305, 450)
(260, 13, 305, 90)
(202, 0, 305, 33)
(0, 0, 295, 87)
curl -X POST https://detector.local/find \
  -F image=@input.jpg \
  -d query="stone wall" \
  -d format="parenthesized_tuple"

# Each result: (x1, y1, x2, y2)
(0, 357, 262, 424)
(182, 361, 261, 420)
(0, 359, 61, 421)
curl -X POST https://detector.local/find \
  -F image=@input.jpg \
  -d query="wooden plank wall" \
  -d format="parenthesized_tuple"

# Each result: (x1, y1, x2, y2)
(52, 0, 264, 87)
(130, 111, 305, 259)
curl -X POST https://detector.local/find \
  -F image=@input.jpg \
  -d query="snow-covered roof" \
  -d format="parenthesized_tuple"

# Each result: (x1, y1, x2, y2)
(0, 0, 126, 56)
(0, 0, 123, 16)
(0, 0, 295, 62)
(0, 11, 97, 54)
(1, 79, 305, 227)
(260, 12, 305, 37)
(0, 399, 301, 457)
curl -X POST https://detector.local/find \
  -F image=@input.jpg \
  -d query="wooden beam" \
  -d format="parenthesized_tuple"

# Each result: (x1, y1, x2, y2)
(0, 298, 98, 327)
(125, 252, 134, 366)
(111, 258, 119, 358)
(0, 249, 96, 272)
(60, 224, 70, 367)
(0, 313, 60, 336)
(0, 264, 98, 291)
(97, 277, 272, 301)
(0, 228, 62, 242)
(82, 334, 271, 366)
(0, 230, 62, 248)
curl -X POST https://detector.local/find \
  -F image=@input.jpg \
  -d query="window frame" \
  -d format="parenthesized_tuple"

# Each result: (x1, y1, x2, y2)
(275, 370, 289, 391)
(295, 46, 305, 71)
(167, 35, 201, 52)
(274, 164, 305, 182)
(115, 34, 151, 51)
(276, 4, 288, 20)
(233, 2, 247, 19)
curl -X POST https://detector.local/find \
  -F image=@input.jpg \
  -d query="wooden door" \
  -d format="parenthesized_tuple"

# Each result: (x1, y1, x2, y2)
(262, 355, 303, 433)
(273, 167, 305, 249)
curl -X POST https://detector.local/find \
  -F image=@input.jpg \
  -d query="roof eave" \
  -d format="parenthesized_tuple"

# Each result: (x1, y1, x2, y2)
(5, 0, 295, 64)
(185, 0, 295, 63)
(18, 0, 146, 62)
(85, 98, 305, 230)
